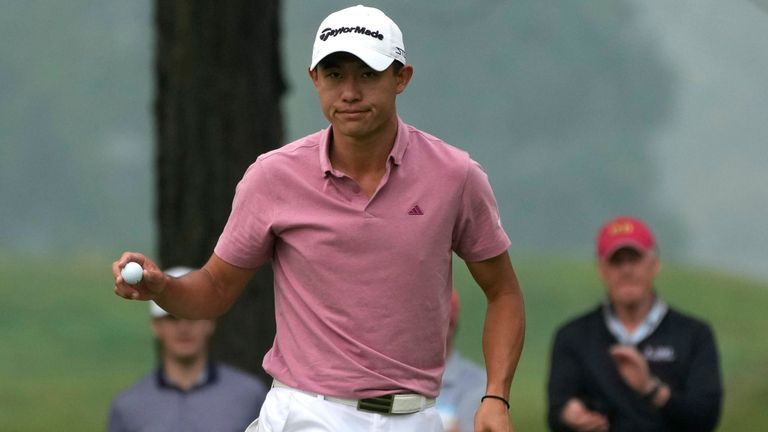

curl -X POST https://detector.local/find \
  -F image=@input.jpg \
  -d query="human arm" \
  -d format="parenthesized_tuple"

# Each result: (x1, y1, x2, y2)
(558, 399, 609, 432)
(548, 327, 609, 432)
(609, 345, 669, 406)
(112, 252, 257, 319)
(610, 324, 722, 431)
(465, 251, 524, 432)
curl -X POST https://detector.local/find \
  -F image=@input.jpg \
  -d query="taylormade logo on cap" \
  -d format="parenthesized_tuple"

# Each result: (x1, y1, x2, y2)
(310, 5, 406, 72)
(319, 26, 384, 42)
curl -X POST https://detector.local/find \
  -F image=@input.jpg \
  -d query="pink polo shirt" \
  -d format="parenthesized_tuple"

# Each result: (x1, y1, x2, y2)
(214, 118, 510, 398)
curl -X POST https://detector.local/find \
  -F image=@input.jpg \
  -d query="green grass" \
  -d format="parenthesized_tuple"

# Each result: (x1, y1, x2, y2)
(1, 253, 766, 431)
(0, 254, 154, 431)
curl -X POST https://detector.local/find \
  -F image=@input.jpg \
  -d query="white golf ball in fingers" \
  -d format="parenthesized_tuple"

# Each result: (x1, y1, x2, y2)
(121, 262, 144, 285)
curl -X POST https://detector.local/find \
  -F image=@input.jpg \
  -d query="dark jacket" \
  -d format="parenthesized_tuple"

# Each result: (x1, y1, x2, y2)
(547, 304, 722, 432)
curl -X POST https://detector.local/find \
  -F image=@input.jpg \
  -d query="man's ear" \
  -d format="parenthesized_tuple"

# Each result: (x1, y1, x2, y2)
(596, 258, 611, 283)
(395, 64, 414, 94)
(308, 67, 320, 89)
(651, 254, 662, 276)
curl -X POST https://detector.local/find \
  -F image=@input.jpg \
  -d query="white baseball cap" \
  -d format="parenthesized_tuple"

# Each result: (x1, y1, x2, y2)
(148, 266, 194, 318)
(310, 5, 406, 72)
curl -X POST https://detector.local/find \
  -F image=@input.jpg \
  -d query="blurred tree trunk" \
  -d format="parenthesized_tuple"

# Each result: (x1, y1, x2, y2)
(154, 0, 284, 384)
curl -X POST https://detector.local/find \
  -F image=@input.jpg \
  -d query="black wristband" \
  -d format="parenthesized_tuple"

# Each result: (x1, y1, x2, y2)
(481, 394, 510, 410)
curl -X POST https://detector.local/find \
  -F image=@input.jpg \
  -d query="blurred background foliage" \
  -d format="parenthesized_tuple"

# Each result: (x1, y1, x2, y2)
(2, 0, 767, 276)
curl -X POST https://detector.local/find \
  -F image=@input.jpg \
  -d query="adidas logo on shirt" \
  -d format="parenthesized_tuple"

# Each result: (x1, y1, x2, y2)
(408, 205, 424, 215)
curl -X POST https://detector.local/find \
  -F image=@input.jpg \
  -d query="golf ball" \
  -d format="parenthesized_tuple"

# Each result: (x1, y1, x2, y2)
(121, 262, 143, 285)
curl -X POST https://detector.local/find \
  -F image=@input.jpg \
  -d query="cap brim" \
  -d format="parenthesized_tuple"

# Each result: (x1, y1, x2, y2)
(310, 45, 395, 72)
(601, 240, 650, 259)
(149, 301, 170, 318)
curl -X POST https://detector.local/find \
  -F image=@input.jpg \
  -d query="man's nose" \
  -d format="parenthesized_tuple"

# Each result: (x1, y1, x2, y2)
(340, 76, 362, 101)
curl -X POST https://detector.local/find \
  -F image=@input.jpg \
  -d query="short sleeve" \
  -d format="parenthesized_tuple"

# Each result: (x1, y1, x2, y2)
(452, 159, 511, 261)
(214, 160, 277, 268)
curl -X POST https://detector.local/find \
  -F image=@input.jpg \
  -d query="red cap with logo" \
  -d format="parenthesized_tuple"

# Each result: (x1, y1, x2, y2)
(596, 216, 656, 259)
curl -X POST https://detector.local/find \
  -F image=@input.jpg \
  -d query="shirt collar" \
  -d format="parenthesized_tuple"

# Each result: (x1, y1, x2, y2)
(155, 361, 219, 392)
(389, 116, 408, 166)
(319, 116, 409, 177)
(319, 126, 334, 176)
(602, 295, 668, 345)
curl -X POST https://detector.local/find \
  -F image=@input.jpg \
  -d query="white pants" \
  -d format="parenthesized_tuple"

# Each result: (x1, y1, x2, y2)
(245, 386, 444, 432)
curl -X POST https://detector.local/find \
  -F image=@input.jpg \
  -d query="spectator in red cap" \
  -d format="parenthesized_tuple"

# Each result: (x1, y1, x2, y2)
(546, 216, 722, 432)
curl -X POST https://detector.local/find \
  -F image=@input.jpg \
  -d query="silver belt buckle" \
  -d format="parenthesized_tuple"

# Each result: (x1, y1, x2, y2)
(357, 394, 394, 414)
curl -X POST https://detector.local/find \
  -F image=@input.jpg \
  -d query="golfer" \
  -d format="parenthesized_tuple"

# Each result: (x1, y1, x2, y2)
(113, 5, 525, 432)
